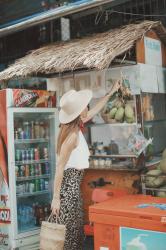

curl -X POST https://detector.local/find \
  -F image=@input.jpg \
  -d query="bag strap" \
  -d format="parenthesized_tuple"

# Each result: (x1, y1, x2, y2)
(47, 212, 53, 222)
(47, 212, 62, 224)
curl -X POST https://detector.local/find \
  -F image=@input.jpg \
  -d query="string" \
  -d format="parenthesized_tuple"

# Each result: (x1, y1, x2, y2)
(107, 10, 166, 18)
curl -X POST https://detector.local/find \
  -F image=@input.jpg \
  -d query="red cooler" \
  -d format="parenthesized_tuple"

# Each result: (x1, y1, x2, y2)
(89, 194, 166, 250)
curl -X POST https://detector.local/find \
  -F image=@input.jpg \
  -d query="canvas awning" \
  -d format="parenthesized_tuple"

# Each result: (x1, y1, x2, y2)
(0, 20, 166, 81)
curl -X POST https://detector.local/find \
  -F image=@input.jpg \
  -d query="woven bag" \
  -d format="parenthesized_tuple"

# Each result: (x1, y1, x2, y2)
(40, 214, 66, 250)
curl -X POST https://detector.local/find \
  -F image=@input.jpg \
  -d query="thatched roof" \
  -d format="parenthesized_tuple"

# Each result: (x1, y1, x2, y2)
(0, 20, 166, 81)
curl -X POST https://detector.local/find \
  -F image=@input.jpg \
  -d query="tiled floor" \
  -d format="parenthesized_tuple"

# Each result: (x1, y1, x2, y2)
(83, 236, 94, 250)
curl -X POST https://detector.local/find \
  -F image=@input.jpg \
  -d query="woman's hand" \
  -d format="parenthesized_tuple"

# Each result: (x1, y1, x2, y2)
(107, 80, 121, 98)
(51, 197, 60, 216)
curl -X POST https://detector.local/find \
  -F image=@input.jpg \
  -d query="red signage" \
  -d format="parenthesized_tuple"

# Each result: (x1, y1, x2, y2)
(13, 89, 56, 107)
(0, 209, 10, 224)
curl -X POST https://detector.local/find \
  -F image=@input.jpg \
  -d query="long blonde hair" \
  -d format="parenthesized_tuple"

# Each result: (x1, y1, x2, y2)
(57, 116, 82, 155)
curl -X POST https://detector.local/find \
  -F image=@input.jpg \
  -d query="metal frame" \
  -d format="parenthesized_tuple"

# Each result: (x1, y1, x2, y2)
(7, 107, 57, 248)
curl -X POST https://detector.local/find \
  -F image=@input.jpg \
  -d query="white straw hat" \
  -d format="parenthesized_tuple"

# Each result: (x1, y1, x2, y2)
(59, 89, 93, 124)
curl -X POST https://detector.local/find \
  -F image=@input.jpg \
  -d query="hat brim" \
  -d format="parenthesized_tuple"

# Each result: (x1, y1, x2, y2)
(59, 89, 93, 124)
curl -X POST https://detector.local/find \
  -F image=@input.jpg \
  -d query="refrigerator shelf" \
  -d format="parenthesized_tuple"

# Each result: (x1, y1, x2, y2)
(16, 174, 50, 182)
(15, 138, 49, 144)
(17, 190, 49, 197)
(15, 159, 50, 165)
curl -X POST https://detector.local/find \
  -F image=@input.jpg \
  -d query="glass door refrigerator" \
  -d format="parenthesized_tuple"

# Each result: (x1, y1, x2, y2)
(0, 89, 57, 250)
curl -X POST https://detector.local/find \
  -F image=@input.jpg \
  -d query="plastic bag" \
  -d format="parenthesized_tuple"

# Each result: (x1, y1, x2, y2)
(128, 129, 152, 157)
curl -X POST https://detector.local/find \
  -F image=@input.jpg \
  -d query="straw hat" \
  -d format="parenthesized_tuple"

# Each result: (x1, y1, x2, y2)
(59, 89, 93, 124)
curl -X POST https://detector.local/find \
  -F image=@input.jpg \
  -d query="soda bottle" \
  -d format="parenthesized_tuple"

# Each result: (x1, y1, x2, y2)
(38, 164, 42, 175)
(15, 130, 19, 140)
(35, 164, 39, 176)
(44, 180, 49, 190)
(39, 122, 45, 138)
(15, 149, 21, 162)
(29, 182, 35, 193)
(34, 148, 40, 161)
(30, 148, 34, 161)
(34, 122, 40, 138)
(23, 122, 30, 139)
(31, 121, 35, 139)
(35, 179, 40, 192)
(45, 162, 49, 175)
(21, 150, 26, 162)
(20, 165, 25, 177)
(40, 179, 45, 191)
(30, 165, 35, 176)
(44, 123, 49, 139)
(25, 165, 30, 177)
(18, 128, 23, 139)
(43, 147, 48, 160)
(15, 166, 19, 177)
(26, 149, 30, 161)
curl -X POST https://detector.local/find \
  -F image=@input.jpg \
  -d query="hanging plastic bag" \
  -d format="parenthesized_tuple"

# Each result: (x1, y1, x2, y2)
(128, 128, 152, 157)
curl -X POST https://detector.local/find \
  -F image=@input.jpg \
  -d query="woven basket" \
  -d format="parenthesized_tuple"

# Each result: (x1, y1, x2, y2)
(101, 111, 116, 124)
(40, 220, 66, 250)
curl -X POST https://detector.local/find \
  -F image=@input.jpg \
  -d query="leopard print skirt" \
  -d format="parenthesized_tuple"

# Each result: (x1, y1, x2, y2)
(53, 168, 84, 250)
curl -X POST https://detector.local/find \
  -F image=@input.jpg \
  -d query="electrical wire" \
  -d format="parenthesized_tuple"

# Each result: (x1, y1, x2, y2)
(108, 10, 166, 17)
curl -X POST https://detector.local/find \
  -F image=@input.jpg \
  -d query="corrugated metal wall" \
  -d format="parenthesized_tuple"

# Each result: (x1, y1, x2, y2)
(0, 0, 44, 25)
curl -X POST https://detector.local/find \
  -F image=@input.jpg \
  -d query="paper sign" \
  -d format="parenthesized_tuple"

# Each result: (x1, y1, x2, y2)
(144, 37, 162, 66)
(100, 247, 109, 250)
(139, 63, 158, 93)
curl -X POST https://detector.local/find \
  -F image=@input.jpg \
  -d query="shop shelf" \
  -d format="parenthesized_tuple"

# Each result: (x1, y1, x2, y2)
(16, 174, 50, 182)
(15, 138, 49, 144)
(16, 190, 49, 198)
(18, 226, 40, 234)
(90, 154, 137, 158)
(87, 123, 141, 127)
(89, 165, 139, 172)
(144, 119, 166, 125)
(145, 156, 161, 167)
(15, 159, 50, 165)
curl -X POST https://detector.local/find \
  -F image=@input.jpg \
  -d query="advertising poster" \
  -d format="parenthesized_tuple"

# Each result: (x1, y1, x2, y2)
(120, 227, 166, 250)
(0, 90, 10, 249)
(13, 89, 56, 108)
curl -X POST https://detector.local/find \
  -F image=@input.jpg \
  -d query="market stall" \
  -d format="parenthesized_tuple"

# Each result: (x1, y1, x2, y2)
(0, 20, 166, 249)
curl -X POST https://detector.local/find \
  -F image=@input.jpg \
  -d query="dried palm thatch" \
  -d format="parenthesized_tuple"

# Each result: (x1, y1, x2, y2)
(0, 20, 166, 81)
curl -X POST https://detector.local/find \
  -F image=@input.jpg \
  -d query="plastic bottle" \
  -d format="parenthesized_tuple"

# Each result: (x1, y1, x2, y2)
(45, 162, 49, 174)
(34, 148, 40, 161)
(23, 122, 30, 139)
(39, 122, 45, 138)
(109, 140, 119, 154)
(34, 121, 40, 138)
(31, 121, 35, 139)
(43, 147, 48, 160)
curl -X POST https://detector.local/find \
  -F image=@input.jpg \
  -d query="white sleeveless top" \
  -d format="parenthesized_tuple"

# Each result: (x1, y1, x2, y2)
(65, 130, 90, 170)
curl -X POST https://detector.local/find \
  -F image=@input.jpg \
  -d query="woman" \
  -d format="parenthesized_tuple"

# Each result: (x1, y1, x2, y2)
(51, 81, 120, 250)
